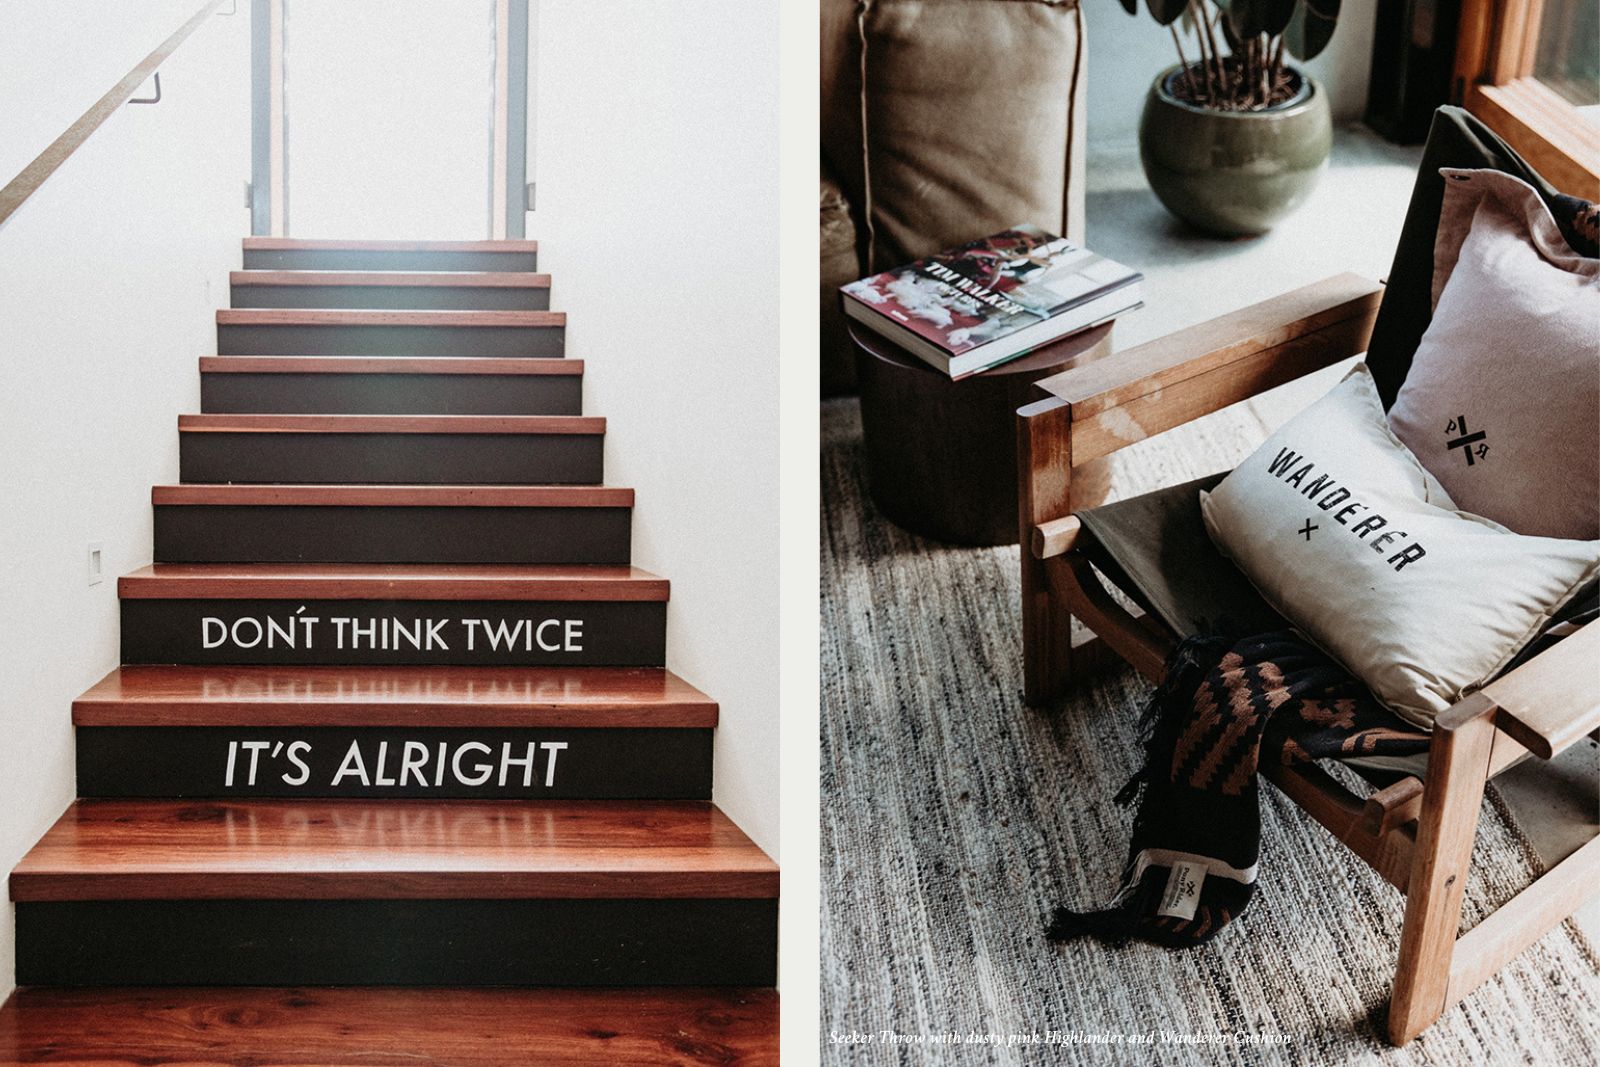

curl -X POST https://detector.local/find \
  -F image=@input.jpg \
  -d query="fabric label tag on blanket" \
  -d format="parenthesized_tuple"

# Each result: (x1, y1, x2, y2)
(1158, 861, 1205, 921)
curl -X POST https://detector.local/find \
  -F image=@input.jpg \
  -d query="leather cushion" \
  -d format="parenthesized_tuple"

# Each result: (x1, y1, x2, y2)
(820, 0, 862, 178)
(824, 0, 1083, 273)
(821, 161, 865, 395)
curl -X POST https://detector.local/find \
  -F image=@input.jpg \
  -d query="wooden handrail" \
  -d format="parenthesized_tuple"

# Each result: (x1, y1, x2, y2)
(0, 0, 223, 231)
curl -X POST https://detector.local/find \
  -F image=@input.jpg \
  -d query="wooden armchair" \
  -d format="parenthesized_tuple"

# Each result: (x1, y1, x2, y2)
(1015, 269, 1600, 1044)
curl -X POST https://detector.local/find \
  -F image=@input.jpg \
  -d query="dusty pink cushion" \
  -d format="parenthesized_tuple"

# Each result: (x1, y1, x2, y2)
(1389, 168, 1600, 540)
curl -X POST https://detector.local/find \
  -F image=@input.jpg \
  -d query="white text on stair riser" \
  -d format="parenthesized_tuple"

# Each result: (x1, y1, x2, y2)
(200, 613, 586, 652)
(224, 738, 569, 789)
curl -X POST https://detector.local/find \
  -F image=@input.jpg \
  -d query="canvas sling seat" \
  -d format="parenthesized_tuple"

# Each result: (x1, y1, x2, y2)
(1075, 472, 1276, 641)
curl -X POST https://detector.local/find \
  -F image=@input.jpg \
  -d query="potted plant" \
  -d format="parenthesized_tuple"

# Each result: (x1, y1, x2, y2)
(1119, 0, 1340, 235)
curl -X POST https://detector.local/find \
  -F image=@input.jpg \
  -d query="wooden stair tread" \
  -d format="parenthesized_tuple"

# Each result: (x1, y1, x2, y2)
(217, 309, 563, 327)
(243, 237, 539, 253)
(73, 665, 717, 727)
(200, 355, 582, 375)
(9, 799, 778, 900)
(154, 484, 634, 507)
(232, 270, 551, 288)
(118, 563, 669, 600)
(179, 414, 603, 434)
(0, 986, 777, 1066)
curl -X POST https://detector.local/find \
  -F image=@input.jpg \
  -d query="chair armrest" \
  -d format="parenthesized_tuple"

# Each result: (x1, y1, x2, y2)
(1031, 515, 1081, 559)
(1480, 623, 1600, 759)
(1033, 273, 1383, 466)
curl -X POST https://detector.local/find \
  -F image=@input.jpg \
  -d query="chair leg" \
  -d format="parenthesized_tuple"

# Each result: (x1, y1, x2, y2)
(1017, 396, 1075, 707)
(1022, 550, 1075, 705)
(1387, 695, 1497, 1045)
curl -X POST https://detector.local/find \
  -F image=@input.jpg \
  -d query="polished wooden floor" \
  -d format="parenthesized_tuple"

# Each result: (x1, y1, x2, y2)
(0, 986, 778, 1066)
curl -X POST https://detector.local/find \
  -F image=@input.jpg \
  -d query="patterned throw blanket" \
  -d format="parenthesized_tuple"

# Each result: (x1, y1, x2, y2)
(1047, 631, 1430, 948)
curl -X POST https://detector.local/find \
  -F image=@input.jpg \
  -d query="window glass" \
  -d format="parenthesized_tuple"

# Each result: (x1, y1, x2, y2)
(1533, 0, 1600, 123)
(284, 0, 496, 238)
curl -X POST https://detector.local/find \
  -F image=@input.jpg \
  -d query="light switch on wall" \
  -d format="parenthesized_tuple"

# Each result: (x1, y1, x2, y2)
(87, 542, 104, 586)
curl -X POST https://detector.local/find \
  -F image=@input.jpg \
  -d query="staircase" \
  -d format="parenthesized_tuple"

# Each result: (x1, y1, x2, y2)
(0, 238, 778, 1065)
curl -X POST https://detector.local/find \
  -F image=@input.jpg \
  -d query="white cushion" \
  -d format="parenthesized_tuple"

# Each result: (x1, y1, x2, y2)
(1200, 364, 1599, 727)
(1389, 168, 1600, 540)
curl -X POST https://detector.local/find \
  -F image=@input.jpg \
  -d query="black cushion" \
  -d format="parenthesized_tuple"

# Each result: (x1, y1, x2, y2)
(1364, 106, 1597, 409)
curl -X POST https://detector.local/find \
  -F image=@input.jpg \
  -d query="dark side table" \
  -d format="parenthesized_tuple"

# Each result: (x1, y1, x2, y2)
(850, 320, 1115, 546)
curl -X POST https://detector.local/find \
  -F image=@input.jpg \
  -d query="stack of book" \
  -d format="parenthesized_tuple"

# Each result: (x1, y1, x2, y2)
(840, 224, 1143, 379)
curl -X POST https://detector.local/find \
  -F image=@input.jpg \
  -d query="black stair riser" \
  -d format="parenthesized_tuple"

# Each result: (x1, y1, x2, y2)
(76, 727, 712, 800)
(154, 505, 632, 565)
(242, 249, 537, 271)
(231, 284, 550, 311)
(15, 899, 777, 987)
(179, 432, 603, 485)
(217, 323, 564, 358)
(200, 371, 583, 415)
(120, 599, 667, 667)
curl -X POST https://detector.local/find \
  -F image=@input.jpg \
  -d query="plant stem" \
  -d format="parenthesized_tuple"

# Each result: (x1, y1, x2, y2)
(1241, 35, 1250, 105)
(1200, 3, 1227, 104)
(1259, 34, 1269, 106)
(1248, 36, 1260, 107)
(1193, 2, 1213, 101)
(1188, 1, 1215, 102)
(1169, 23, 1199, 99)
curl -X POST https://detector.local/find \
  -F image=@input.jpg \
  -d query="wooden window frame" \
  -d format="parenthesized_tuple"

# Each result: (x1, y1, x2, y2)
(1454, 0, 1600, 197)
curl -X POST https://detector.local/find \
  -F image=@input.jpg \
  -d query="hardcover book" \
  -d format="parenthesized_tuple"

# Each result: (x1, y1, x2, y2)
(840, 224, 1143, 379)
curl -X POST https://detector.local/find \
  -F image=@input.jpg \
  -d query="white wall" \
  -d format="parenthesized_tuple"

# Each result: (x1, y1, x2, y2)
(1084, 0, 1378, 155)
(0, 2, 250, 997)
(533, 1, 781, 857)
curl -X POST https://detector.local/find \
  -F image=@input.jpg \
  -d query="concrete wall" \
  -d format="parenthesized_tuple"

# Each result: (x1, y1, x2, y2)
(0, 2, 250, 997)
(532, 0, 781, 857)
(1084, 0, 1378, 155)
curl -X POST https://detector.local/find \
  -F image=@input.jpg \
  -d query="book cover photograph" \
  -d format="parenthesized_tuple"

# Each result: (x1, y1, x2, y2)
(840, 224, 1141, 366)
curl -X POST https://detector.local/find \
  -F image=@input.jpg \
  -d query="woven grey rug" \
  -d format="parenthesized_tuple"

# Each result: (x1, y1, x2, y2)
(820, 399, 1600, 1066)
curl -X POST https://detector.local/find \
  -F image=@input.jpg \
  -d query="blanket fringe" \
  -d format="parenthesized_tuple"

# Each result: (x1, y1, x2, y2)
(1046, 904, 1141, 946)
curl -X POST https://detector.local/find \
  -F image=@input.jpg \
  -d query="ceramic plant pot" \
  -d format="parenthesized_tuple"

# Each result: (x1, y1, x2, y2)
(1138, 63, 1332, 236)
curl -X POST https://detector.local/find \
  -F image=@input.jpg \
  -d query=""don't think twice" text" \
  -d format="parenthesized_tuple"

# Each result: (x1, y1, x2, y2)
(199, 610, 586, 652)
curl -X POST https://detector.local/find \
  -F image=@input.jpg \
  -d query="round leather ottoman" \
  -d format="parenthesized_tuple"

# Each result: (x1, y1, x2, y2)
(851, 321, 1115, 546)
